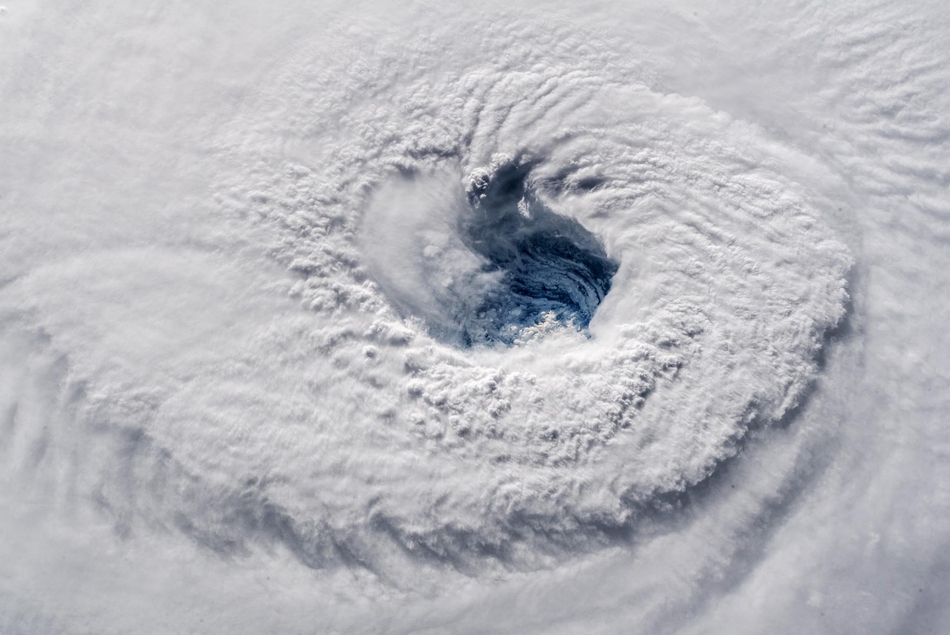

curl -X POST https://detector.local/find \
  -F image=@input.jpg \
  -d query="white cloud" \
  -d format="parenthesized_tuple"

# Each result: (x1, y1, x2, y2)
(1, 1, 948, 633)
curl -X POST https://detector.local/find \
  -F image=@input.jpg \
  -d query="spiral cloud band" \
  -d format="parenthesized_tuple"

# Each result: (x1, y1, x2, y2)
(1, 1, 949, 634)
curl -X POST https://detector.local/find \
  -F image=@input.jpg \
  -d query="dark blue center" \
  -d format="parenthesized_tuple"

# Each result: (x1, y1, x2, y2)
(457, 160, 618, 346)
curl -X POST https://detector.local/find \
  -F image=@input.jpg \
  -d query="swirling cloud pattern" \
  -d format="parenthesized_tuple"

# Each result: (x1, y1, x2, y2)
(1, 1, 948, 634)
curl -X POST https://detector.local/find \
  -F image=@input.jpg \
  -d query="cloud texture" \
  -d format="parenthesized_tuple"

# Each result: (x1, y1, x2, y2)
(1, 1, 948, 633)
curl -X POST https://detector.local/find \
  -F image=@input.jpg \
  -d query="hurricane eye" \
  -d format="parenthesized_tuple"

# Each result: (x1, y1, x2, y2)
(360, 160, 618, 348)
(459, 161, 618, 346)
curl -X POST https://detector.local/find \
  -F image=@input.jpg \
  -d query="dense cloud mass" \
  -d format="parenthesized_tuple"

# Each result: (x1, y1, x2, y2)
(1, 1, 949, 633)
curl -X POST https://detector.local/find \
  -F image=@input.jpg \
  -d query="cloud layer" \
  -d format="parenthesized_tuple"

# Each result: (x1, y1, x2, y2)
(1, 1, 948, 633)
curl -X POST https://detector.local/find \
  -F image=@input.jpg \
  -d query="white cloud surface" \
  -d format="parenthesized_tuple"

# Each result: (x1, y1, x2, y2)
(1, 1, 949, 633)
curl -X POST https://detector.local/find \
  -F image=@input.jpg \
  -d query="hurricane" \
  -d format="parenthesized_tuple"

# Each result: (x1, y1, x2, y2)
(2, 2, 949, 634)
